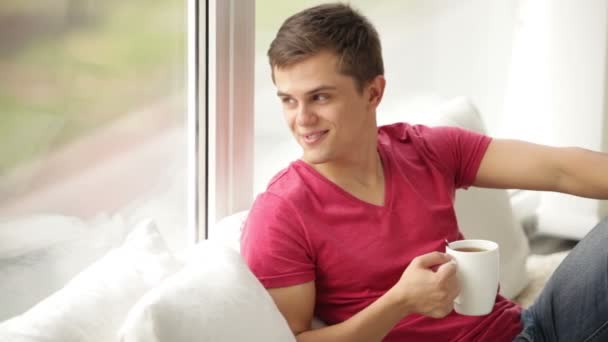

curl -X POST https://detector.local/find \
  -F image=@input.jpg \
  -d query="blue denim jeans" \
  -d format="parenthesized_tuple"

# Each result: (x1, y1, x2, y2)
(514, 217, 608, 341)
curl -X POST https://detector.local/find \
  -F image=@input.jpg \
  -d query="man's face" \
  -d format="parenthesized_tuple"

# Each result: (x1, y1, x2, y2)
(273, 51, 383, 165)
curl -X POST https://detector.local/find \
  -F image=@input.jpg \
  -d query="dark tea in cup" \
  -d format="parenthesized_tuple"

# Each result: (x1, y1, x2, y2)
(454, 247, 487, 252)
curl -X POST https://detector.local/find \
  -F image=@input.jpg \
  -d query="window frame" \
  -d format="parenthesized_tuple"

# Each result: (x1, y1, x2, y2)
(206, 0, 255, 236)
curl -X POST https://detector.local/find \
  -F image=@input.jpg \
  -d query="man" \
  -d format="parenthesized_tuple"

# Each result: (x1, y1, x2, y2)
(241, 3, 608, 341)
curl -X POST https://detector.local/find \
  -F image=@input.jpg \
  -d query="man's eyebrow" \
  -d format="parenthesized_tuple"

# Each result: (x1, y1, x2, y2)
(276, 85, 337, 97)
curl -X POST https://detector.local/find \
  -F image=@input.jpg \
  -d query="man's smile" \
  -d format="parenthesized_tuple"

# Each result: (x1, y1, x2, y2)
(301, 130, 329, 145)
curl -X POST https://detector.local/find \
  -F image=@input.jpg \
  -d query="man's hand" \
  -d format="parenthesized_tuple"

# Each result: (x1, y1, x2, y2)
(390, 251, 460, 318)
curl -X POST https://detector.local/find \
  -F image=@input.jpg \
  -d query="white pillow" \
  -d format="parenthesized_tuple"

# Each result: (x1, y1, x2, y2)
(400, 97, 531, 298)
(208, 210, 249, 253)
(0, 214, 131, 321)
(0, 219, 179, 342)
(119, 241, 295, 342)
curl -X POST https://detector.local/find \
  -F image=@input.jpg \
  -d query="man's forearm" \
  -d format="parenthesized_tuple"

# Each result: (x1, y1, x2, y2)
(295, 287, 410, 342)
(558, 147, 608, 199)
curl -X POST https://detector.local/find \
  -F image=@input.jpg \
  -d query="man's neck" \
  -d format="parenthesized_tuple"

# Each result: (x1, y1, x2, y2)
(316, 148, 382, 185)
(309, 141, 385, 206)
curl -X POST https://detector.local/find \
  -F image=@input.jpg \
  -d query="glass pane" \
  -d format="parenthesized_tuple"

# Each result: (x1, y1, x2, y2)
(0, 0, 189, 320)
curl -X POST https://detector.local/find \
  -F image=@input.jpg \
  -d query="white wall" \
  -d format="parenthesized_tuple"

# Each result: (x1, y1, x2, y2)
(372, 0, 519, 136)
(503, 0, 608, 238)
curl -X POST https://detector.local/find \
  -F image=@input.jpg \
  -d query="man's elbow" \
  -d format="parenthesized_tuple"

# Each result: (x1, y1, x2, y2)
(289, 321, 312, 336)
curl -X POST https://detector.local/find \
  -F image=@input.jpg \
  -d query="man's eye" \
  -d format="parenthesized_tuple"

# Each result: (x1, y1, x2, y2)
(281, 97, 295, 105)
(313, 94, 329, 101)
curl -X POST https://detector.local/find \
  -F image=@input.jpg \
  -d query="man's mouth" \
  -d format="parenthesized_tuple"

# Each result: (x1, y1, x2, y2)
(302, 130, 329, 144)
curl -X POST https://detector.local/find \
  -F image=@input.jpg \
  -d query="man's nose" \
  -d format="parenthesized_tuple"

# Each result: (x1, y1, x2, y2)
(295, 104, 317, 126)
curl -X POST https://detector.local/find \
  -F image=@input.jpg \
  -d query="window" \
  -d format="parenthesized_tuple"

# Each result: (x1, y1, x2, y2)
(206, 0, 254, 234)
(0, 0, 202, 320)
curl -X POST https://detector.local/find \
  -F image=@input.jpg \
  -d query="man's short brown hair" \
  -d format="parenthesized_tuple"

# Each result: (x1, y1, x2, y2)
(268, 3, 384, 92)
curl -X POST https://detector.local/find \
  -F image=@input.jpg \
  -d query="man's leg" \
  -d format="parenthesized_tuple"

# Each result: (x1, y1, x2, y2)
(525, 216, 608, 341)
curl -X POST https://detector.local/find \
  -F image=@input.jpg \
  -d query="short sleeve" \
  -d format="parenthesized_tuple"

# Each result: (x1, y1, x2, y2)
(240, 192, 315, 289)
(412, 125, 492, 189)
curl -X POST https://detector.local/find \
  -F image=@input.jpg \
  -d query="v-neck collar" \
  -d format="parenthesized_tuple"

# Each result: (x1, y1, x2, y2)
(295, 144, 393, 211)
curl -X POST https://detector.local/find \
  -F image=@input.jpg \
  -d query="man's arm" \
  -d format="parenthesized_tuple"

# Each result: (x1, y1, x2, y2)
(268, 252, 459, 342)
(475, 139, 608, 199)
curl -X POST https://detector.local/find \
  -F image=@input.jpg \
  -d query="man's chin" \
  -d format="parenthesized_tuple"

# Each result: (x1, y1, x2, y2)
(300, 152, 329, 165)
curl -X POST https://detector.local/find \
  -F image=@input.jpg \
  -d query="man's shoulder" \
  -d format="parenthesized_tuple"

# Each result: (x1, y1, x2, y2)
(248, 162, 313, 226)
(378, 121, 463, 148)
(377, 122, 459, 169)
(377, 122, 417, 143)
(377, 122, 421, 152)
(378, 121, 436, 139)
(263, 161, 310, 202)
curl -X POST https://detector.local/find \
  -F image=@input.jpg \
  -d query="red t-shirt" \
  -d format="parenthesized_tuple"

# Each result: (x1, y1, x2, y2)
(241, 123, 522, 341)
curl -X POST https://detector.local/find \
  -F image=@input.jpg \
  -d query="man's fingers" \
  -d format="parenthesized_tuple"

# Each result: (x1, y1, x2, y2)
(414, 251, 453, 269)
(437, 261, 460, 298)
(436, 259, 458, 279)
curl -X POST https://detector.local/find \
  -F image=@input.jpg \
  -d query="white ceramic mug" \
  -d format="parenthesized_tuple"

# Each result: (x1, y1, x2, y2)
(446, 239, 499, 316)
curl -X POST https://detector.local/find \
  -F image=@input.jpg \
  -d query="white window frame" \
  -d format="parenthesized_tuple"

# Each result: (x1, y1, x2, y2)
(188, 0, 207, 242)
(207, 0, 255, 235)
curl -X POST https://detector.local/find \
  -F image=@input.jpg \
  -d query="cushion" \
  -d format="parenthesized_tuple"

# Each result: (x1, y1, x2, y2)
(514, 250, 569, 308)
(0, 219, 179, 342)
(208, 210, 249, 253)
(119, 241, 295, 342)
(0, 214, 131, 321)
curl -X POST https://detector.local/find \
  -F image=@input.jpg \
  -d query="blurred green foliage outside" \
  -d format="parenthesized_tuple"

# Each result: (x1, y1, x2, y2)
(0, 0, 186, 174)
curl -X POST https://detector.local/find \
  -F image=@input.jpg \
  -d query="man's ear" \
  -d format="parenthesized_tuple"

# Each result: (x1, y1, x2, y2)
(367, 75, 386, 108)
